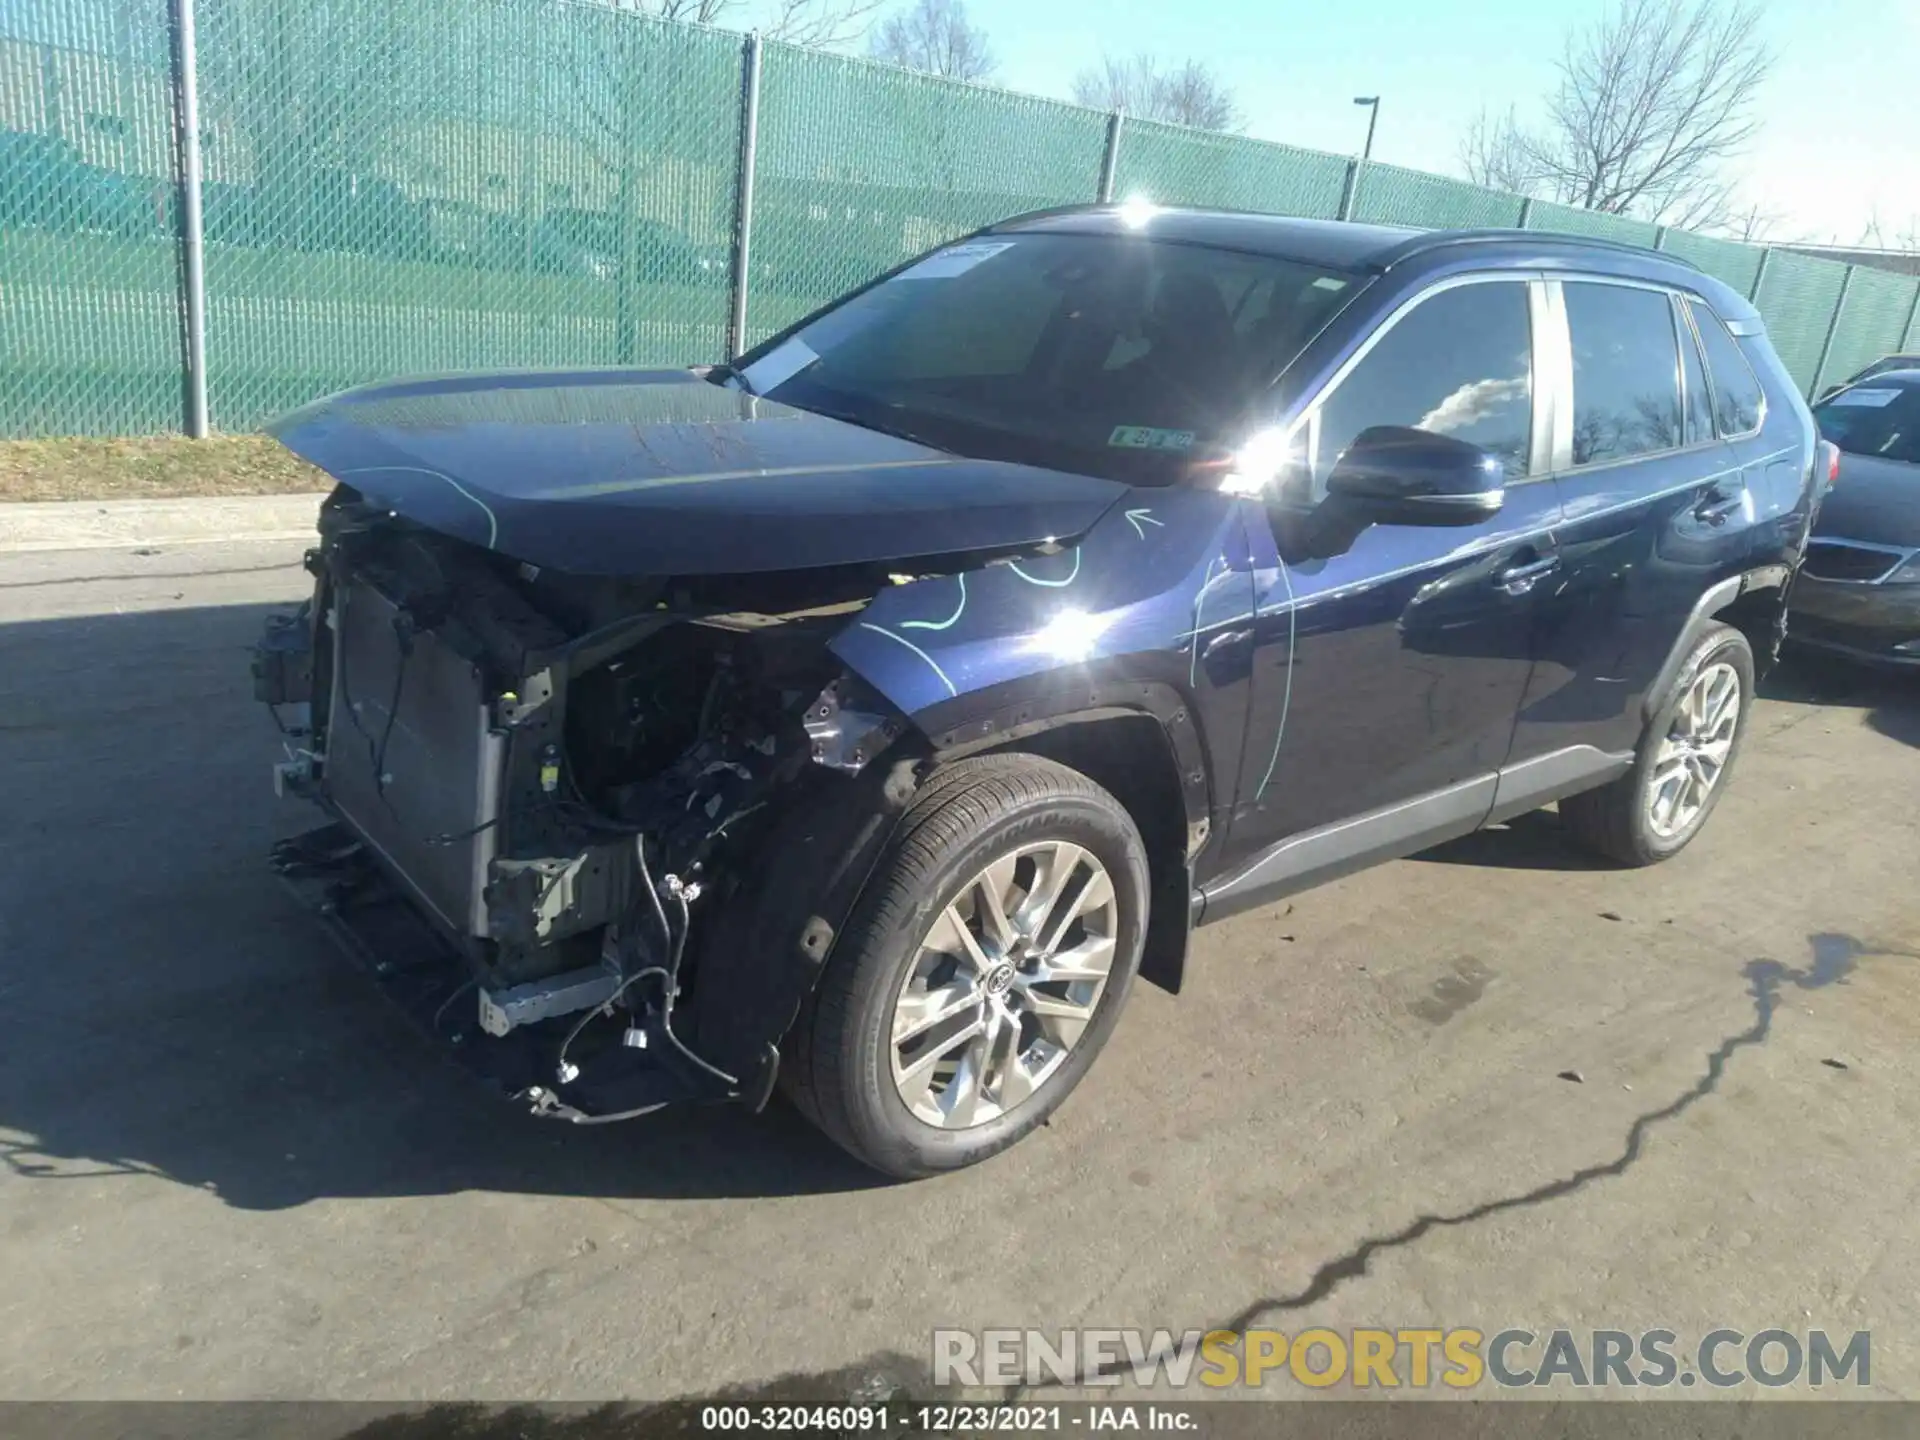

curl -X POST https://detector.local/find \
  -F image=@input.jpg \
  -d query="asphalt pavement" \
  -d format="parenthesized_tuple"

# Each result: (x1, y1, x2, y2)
(2, 539, 1917, 1407)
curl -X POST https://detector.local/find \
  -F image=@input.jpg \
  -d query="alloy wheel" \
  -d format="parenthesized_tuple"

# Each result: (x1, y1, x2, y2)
(1646, 660, 1741, 839)
(888, 841, 1119, 1129)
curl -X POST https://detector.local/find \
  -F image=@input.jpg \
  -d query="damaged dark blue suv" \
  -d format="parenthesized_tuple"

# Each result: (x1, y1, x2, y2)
(257, 206, 1820, 1177)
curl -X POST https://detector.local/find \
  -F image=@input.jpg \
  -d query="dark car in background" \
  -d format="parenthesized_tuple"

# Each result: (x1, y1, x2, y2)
(1789, 369, 1920, 665)
(253, 207, 1819, 1178)
(1818, 352, 1920, 400)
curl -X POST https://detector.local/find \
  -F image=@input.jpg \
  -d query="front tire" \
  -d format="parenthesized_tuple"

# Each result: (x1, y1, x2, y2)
(782, 754, 1149, 1179)
(1561, 621, 1755, 865)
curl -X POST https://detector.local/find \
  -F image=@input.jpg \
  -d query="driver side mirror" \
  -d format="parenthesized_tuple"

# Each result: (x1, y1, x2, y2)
(1325, 425, 1505, 526)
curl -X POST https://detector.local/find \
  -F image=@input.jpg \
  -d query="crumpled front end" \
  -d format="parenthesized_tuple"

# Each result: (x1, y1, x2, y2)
(255, 487, 930, 1121)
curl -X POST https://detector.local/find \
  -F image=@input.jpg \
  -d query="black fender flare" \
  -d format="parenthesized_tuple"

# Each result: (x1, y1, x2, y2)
(912, 678, 1207, 996)
(1642, 565, 1792, 725)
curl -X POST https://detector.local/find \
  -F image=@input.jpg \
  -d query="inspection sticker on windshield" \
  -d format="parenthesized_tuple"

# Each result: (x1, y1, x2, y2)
(739, 336, 818, 394)
(895, 240, 1017, 280)
(1109, 425, 1196, 451)
(1832, 387, 1901, 407)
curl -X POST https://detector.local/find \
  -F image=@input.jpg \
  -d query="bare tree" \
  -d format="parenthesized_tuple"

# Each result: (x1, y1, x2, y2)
(763, 0, 884, 48)
(1458, 0, 1772, 229)
(618, 0, 881, 47)
(870, 0, 995, 80)
(1070, 54, 1240, 131)
(1459, 106, 1540, 194)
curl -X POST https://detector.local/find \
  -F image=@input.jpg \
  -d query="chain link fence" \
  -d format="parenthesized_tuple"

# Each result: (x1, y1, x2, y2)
(3, 0, 1917, 437)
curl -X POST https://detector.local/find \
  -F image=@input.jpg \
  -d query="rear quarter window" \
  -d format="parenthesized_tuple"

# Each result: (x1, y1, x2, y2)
(1687, 300, 1765, 437)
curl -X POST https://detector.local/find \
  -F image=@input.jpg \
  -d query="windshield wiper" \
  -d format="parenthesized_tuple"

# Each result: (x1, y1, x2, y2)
(703, 362, 756, 396)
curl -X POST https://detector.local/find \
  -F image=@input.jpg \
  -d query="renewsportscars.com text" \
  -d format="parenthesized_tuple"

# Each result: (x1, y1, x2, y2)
(932, 1327, 1870, 1390)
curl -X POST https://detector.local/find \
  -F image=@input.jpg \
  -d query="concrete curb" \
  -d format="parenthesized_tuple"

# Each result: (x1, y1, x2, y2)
(0, 493, 324, 554)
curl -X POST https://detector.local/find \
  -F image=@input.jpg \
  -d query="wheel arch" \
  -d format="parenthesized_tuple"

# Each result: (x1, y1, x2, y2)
(925, 693, 1203, 998)
(1643, 566, 1789, 724)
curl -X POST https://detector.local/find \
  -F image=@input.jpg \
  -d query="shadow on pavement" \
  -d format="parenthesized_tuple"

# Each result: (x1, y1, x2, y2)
(1410, 809, 1614, 872)
(0, 602, 884, 1210)
(1763, 647, 1919, 747)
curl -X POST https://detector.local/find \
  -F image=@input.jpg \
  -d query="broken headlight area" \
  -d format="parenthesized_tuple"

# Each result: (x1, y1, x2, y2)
(260, 489, 920, 1121)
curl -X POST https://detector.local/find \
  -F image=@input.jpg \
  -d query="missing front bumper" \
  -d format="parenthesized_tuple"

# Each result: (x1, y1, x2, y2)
(271, 823, 738, 1121)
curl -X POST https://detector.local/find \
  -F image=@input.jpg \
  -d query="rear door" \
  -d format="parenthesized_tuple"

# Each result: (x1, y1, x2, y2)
(1517, 279, 1751, 761)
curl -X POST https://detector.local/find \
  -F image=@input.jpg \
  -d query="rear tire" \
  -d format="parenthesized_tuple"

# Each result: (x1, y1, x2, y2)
(1561, 622, 1755, 866)
(782, 754, 1149, 1179)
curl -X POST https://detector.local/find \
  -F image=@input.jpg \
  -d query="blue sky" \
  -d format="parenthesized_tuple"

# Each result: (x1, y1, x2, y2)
(874, 0, 1920, 245)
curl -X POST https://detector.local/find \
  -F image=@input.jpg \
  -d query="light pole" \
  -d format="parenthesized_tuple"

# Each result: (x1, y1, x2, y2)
(1353, 96, 1380, 162)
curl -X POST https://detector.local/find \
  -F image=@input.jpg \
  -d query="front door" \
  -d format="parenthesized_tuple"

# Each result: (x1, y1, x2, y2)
(1208, 275, 1560, 905)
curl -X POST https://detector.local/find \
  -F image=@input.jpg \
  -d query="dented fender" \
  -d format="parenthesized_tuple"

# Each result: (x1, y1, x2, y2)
(829, 487, 1264, 843)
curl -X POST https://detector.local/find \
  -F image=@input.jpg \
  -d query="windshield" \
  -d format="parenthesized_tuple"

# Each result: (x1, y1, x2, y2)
(1813, 381, 1920, 465)
(734, 232, 1358, 485)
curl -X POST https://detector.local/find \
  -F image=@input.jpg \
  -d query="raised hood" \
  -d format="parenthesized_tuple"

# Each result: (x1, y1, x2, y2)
(269, 369, 1127, 575)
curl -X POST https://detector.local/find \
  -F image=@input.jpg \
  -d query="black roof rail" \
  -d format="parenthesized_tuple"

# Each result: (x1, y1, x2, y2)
(1372, 226, 1702, 273)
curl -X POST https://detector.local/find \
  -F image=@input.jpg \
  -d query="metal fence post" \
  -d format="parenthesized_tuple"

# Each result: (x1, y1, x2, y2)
(1748, 246, 1773, 302)
(1652, 225, 1670, 250)
(1901, 281, 1920, 352)
(168, 0, 209, 437)
(726, 32, 763, 362)
(1808, 266, 1855, 399)
(1097, 111, 1123, 203)
(1516, 197, 1534, 229)
(1336, 159, 1360, 222)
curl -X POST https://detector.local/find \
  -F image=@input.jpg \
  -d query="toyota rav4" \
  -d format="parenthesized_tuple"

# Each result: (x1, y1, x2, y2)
(255, 207, 1820, 1178)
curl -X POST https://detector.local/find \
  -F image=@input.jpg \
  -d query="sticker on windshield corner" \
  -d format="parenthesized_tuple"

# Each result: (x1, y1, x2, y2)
(739, 337, 818, 394)
(1108, 425, 1196, 451)
(1832, 387, 1900, 407)
(894, 240, 1017, 281)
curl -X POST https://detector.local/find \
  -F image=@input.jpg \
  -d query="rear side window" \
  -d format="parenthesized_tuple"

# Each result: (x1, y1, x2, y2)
(1313, 280, 1534, 486)
(1687, 300, 1764, 436)
(1564, 282, 1682, 465)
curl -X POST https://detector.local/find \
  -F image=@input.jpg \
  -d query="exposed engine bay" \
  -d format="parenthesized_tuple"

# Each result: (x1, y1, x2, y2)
(258, 486, 953, 1122)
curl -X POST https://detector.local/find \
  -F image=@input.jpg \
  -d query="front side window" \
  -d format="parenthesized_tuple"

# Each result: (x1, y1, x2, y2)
(1310, 280, 1534, 490)
(1687, 299, 1765, 436)
(733, 233, 1358, 486)
(1564, 282, 1683, 466)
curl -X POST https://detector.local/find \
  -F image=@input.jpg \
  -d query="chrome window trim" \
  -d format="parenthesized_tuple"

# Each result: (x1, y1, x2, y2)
(1538, 279, 1575, 473)
(1670, 291, 1712, 448)
(1525, 279, 1560, 477)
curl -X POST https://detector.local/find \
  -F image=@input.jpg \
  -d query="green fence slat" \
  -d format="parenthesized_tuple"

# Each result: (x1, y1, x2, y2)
(191, 0, 741, 430)
(1753, 250, 1852, 395)
(1351, 161, 1525, 229)
(1653, 229, 1764, 298)
(6, 0, 1920, 438)
(1815, 266, 1919, 394)
(750, 45, 1107, 344)
(1523, 200, 1660, 248)
(1109, 121, 1348, 221)
(2, 0, 183, 435)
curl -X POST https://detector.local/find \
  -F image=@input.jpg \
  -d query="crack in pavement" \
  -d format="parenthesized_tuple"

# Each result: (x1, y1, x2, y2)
(1018, 930, 1904, 1394)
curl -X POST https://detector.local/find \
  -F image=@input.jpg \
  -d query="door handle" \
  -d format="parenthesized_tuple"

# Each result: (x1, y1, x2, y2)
(1494, 555, 1560, 593)
(1693, 489, 1745, 526)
